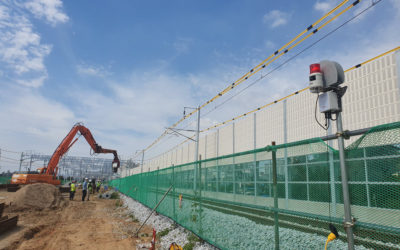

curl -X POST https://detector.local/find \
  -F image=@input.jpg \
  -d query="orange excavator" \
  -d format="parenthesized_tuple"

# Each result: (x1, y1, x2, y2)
(11, 123, 120, 185)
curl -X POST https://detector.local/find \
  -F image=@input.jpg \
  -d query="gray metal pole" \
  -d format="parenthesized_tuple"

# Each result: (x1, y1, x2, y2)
(29, 155, 33, 172)
(336, 113, 355, 250)
(232, 122, 236, 194)
(283, 100, 289, 209)
(216, 129, 220, 193)
(172, 164, 176, 220)
(195, 106, 201, 162)
(327, 120, 337, 217)
(141, 150, 145, 174)
(253, 113, 257, 197)
(194, 106, 200, 192)
(136, 185, 173, 236)
(271, 141, 279, 250)
(19, 152, 24, 172)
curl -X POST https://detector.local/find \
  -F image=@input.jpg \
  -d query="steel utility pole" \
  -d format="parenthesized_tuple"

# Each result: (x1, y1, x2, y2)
(194, 106, 200, 191)
(179, 106, 201, 191)
(19, 152, 24, 172)
(194, 106, 200, 162)
(29, 155, 33, 172)
(141, 150, 145, 174)
(336, 112, 355, 249)
(308, 60, 354, 249)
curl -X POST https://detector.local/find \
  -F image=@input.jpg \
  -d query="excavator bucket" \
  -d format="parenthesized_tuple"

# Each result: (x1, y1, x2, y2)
(112, 157, 120, 173)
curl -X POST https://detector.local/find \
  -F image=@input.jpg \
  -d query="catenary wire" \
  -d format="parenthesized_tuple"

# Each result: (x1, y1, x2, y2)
(137, 0, 363, 156)
(155, 44, 399, 160)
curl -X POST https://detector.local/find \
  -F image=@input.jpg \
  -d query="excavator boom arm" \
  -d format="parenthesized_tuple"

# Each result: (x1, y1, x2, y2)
(46, 123, 120, 175)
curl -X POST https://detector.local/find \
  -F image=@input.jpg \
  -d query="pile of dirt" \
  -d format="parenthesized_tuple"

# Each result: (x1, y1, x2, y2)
(10, 183, 67, 211)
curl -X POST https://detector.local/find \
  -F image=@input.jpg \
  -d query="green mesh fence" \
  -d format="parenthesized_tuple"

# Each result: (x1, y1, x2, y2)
(0, 176, 11, 184)
(110, 121, 400, 249)
(346, 122, 400, 249)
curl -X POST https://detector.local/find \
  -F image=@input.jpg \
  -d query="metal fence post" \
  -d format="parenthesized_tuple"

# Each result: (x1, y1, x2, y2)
(156, 167, 159, 208)
(363, 148, 371, 207)
(216, 129, 220, 193)
(233, 123, 236, 195)
(199, 155, 203, 235)
(328, 122, 337, 217)
(254, 113, 257, 197)
(336, 113, 355, 250)
(194, 106, 201, 192)
(141, 150, 145, 174)
(172, 164, 176, 220)
(272, 141, 279, 250)
(283, 100, 289, 209)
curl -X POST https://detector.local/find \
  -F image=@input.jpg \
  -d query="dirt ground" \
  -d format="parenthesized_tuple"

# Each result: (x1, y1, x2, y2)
(0, 188, 153, 250)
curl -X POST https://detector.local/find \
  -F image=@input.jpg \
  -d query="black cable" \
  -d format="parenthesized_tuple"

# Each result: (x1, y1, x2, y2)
(0, 148, 21, 154)
(0, 156, 21, 161)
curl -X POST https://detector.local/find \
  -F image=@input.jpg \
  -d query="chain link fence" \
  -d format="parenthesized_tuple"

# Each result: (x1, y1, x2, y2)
(110, 121, 400, 249)
(0, 176, 11, 184)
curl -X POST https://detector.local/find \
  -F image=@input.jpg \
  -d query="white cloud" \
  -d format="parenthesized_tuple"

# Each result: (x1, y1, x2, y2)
(0, 85, 75, 152)
(0, 13, 50, 73)
(314, 0, 339, 13)
(0, 1, 67, 88)
(24, 0, 69, 26)
(76, 63, 110, 77)
(263, 10, 291, 28)
(17, 75, 48, 88)
(0, 0, 399, 165)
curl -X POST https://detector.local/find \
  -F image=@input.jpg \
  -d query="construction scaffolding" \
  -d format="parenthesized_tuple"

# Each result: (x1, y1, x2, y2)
(15, 154, 127, 181)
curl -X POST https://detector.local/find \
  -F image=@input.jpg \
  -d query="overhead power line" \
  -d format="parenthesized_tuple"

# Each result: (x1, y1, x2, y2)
(137, 0, 364, 156)
(200, 0, 384, 121)
(0, 148, 22, 154)
(157, 45, 399, 159)
(0, 156, 21, 161)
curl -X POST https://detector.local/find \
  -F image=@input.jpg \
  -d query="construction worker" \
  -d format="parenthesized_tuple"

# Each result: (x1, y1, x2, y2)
(82, 178, 88, 201)
(88, 179, 93, 201)
(70, 180, 76, 200)
(96, 181, 101, 193)
(92, 179, 96, 193)
(169, 242, 182, 250)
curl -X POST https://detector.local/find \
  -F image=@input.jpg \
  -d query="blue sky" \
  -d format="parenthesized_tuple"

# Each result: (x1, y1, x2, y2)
(0, 0, 399, 170)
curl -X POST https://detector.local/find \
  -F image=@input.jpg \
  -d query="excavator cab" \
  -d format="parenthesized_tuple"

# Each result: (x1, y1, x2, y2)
(38, 168, 47, 174)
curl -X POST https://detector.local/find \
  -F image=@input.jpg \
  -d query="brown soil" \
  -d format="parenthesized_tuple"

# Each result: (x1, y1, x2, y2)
(9, 183, 67, 211)
(0, 188, 153, 250)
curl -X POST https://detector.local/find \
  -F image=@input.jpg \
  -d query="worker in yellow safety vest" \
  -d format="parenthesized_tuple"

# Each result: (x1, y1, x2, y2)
(96, 181, 101, 193)
(169, 242, 182, 250)
(70, 180, 76, 200)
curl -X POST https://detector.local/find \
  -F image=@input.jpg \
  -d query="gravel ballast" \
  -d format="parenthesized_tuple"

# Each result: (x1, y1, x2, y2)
(120, 194, 371, 249)
(121, 194, 216, 250)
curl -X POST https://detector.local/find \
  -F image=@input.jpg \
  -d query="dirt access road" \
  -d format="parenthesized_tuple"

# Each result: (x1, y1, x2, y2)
(0, 189, 153, 250)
